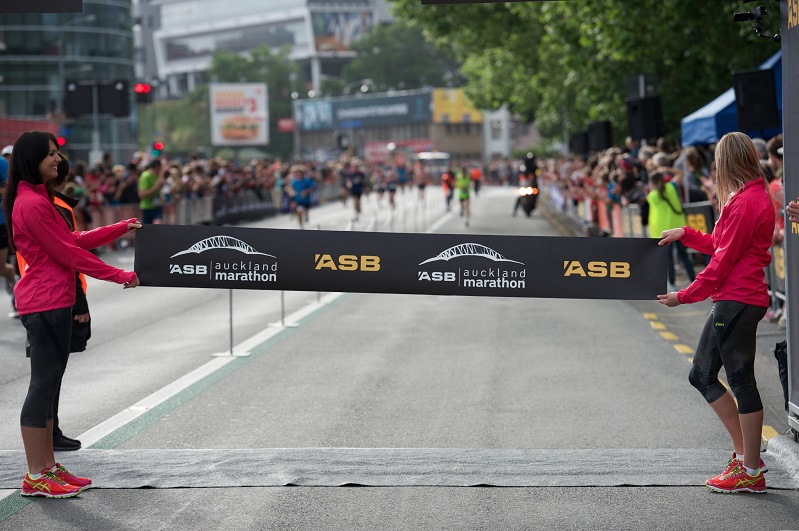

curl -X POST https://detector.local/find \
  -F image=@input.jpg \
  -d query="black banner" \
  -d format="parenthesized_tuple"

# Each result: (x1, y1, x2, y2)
(683, 201, 716, 235)
(134, 225, 666, 300)
(780, 0, 798, 420)
(421, 0, 546, 3)
(0, 0, 82, 12)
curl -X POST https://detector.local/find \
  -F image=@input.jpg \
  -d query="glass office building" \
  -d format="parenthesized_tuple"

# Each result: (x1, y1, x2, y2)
(0, 1, 136, 164)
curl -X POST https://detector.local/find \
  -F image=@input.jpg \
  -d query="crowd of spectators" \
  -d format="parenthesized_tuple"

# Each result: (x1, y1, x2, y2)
(541, 134, 785, 245)
(539, 133, 786, 327)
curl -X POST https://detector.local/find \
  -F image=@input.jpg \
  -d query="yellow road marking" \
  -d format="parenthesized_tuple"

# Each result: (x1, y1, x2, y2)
(762, 425, 779, 442)
(643, 313, 658, 320)
(660, 331, 678, 341)
(650, 321, 666, 330)
(674, 344, 693, 354)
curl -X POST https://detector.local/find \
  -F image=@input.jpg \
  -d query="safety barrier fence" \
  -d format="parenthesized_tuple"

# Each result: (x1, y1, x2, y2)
(544, 183, 787, 311)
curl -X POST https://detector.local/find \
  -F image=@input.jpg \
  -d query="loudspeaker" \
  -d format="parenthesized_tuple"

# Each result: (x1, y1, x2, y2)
(65, 80, 130, 118)
(571, 131, 588, 156)
(626, 96, 664, 141)
(64, 81, 92, 118)
(98, 80, 130, 118)
(626, 74, 660, 99)
(588, 121, 613, 152)
(732, 69, 779, 131)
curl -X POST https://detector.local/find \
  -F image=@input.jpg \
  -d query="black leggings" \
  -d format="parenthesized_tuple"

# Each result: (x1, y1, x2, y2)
(688, 301, 766, 414)
(20, 307, 72, 428)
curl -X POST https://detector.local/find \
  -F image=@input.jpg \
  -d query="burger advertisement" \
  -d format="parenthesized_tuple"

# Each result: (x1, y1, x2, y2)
(210, 83, 269, 146)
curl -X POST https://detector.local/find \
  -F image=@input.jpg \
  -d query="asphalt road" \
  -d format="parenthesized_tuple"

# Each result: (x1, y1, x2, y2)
(0, 186, 797, 530)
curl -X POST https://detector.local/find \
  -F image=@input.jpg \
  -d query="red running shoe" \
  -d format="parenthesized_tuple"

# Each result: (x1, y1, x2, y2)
(714, 452, 768, 480)
(53, 463, 92, 491)
(21, 469, 81, 498)
(706, 462, 766, 494)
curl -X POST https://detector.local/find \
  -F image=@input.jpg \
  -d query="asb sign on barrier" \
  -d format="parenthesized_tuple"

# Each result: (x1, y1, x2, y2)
(134, 225, 666, 300)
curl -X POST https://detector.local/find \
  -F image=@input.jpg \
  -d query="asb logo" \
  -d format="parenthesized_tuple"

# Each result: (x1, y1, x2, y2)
(563, 261, 630, 278)
(169, 235, 278, 284)
(314, 254, 380, 271)
(418, 243, 526, 289)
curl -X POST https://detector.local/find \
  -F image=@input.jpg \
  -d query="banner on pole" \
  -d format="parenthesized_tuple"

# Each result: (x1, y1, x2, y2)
(134, 225, 666, 300)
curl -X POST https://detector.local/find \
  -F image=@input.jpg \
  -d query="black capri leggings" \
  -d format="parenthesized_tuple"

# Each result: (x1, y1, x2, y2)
(20, 307, 72, 428)
(688, 301, 767, 414)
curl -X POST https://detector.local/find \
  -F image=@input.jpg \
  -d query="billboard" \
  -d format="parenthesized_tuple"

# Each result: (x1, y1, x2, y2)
(209, 83, 269, 147)
(312, 12, 373, 52)
(295, 92, 433, 131)
(433, 88, 483, 124)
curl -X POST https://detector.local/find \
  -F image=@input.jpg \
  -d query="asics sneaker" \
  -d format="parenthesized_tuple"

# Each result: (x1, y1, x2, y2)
(21, 469, 81, 498)
(714, 452, 768, 480)
(706, 462, 766, 494)
(53, 463, 92, 491)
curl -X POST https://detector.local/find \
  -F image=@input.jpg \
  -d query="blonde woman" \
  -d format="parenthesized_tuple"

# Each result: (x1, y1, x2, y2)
(657, 132, 774, 493)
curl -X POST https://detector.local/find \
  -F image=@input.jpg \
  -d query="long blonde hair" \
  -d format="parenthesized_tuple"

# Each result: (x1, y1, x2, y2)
(714, 132, 764, 211)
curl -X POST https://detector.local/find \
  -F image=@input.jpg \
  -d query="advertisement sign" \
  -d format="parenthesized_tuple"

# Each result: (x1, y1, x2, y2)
(683, 201, 716, 234)
(433, 88, 483, 124)
(295, 92, 433, 131)
(278, 118, 295, 133)
(294, 100, 335, 131)
(209, 83, 269, 147)
(134, 225, 666, 301)
(334, 92, 433, 129)
(312, 12, 373, 52)
(780, 1, 798, 425)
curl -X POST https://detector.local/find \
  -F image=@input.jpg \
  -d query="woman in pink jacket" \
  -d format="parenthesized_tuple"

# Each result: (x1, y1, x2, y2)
(2, 131, 140, 498)
(658, 132, 775, 494)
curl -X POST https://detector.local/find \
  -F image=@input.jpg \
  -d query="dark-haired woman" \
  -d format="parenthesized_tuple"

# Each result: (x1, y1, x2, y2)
(2, 131, 140, 498)
(658, 132, 774, 493)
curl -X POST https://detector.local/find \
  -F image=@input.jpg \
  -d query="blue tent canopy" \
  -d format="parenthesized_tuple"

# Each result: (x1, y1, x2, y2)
(680, 51, 782, 146)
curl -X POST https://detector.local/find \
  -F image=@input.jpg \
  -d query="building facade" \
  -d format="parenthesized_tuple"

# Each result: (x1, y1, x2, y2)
(0, 0, 137, 164)
(137, 0, 392, 99)
(294, 88, 492, 163)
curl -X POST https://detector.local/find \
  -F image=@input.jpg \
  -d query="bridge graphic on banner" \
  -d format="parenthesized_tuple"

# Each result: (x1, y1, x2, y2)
(419, 243, 524, 265)
(170, 236, 275, 258)
(137, 224, 666, 300)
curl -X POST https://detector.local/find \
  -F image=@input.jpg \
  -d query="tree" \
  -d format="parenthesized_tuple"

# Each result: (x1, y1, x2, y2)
(389, 0, 780, 144)
(339, 21, 462, 94)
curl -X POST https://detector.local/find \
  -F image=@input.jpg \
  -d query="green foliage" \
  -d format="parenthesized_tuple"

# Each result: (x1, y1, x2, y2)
(340, 21, 461, 92)
(142, 45, 302, 159)
(389, 0, 780, 144)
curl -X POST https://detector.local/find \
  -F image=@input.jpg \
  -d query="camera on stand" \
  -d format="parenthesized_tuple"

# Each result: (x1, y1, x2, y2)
(733, 1, 780, 43)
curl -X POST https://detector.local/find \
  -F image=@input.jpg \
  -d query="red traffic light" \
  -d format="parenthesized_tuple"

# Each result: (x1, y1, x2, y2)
(153, 141, 164, 151)
(134, 83, 152, 94)
(56, 136, 66, 147)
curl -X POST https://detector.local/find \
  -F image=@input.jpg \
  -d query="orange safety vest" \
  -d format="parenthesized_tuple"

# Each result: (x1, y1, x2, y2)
(17, 195, 88, 294)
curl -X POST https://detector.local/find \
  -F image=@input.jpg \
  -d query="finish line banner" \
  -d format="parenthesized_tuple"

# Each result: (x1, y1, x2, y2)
(133, 225, 666, 300)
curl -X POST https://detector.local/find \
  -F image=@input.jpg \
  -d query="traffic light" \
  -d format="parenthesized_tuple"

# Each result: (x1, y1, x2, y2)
(134, 83, 152, 104)
(56, 136, 66, 147)
(152, 141, 164, 157)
